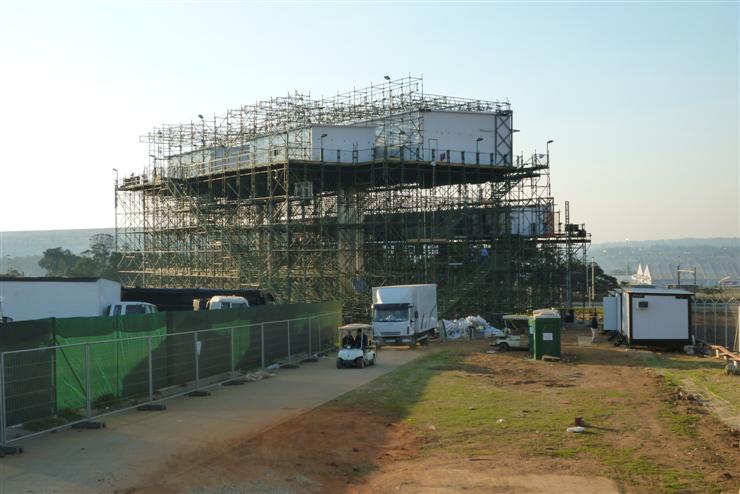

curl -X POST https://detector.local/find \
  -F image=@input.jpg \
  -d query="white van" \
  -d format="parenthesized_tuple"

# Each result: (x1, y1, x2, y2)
(107, 302, 158, 316)
(206, 296, 250, 310)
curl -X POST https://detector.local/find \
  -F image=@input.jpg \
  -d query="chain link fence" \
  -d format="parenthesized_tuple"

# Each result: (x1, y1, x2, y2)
(693, 297, 739, 352)
(0, 310, 339, 450)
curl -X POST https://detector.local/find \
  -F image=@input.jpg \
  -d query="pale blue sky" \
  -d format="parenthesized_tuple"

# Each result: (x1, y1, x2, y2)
(0, 1, 737, 242)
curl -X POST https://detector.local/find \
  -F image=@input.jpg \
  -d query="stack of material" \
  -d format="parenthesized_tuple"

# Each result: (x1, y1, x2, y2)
(441, 315, 502, 340)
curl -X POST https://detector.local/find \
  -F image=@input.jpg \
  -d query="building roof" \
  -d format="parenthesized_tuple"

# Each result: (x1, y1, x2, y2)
(0, 276, 108, 283)
(620, 287, 694, 295)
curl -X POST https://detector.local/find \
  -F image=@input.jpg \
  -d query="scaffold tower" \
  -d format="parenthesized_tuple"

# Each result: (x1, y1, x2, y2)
(116, 76, 590, 318)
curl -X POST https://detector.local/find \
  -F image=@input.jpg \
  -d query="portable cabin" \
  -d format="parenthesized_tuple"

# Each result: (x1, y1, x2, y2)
(607, 287, 693, 347)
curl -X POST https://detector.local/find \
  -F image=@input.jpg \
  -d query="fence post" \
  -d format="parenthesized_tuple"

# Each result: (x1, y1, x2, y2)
(147, 336, 154, 403)
(194, 331, 200, 389)
(308, 318, 312, 355)
(725, 303, 729, 348)
(84, 343, 92, 419)
(711, 302, 716, 345)
(287, 320, 291, 362)
(230, 327, 235, 374)
(0, 352, 6, 447)
(261, 323, 265, 369)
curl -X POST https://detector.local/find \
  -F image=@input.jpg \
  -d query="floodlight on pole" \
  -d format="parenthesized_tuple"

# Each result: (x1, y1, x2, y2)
(112, 168, 119, 252)
(320, 133, 328, 161)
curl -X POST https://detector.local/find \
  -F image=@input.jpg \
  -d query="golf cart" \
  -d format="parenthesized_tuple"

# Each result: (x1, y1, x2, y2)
(491, 314, 531, 351)
(337, 323, 377, 369)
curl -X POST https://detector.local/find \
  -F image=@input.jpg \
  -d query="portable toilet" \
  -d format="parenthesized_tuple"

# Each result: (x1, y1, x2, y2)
(529, 309, 561, 360)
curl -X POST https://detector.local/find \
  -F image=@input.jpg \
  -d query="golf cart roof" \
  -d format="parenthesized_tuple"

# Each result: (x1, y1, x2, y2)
(502, 314, 530, 321)
(339, 323, 372, 331)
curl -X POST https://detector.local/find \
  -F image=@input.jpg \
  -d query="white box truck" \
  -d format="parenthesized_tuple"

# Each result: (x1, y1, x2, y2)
(371, 284, 437, 346)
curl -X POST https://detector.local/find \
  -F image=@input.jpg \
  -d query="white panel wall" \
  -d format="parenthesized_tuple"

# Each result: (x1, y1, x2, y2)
(620, 291, 630, 336)
(603, 296, 618, 331)
(0, 280, 121, 322)
(509, 206, 554, 236)
(309, 126, 377, 162)
(98, 279, 124, 316)
(631, 295, 689, 340)
(423, 111, 512, 165)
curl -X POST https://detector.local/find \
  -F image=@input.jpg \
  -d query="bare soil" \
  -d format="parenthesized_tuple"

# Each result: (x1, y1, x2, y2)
(129, 337, 740, 494)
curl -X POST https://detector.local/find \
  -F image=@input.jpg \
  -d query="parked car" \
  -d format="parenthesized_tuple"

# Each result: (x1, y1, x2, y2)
(206, 296, 250, 310)
(107, 302, 158, 316)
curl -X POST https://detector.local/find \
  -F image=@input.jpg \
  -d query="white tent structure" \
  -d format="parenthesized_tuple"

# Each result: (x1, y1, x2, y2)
(630, 264, 652, 285)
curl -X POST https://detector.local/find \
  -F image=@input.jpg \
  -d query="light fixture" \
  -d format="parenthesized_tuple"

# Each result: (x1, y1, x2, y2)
(384, 75, 390, 81)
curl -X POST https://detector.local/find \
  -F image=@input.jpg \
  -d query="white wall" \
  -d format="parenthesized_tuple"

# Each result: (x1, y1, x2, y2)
(0, 280, 121, 321)
(509, 206, 554, 236)
(631, 295, 689, 340)
(98, 279, 123, 316)
(620, 291, 630, 336)
(309, 126, 377, 162)
(603, 296, 618, 331)
(423, 111, 513, 165)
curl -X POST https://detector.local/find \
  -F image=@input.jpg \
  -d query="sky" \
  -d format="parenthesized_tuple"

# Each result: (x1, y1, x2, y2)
(0, 1, 737, 243)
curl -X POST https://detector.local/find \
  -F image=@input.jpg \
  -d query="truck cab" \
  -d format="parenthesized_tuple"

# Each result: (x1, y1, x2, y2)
(371, 284, 437, 347)
(373, 303, 414, 344)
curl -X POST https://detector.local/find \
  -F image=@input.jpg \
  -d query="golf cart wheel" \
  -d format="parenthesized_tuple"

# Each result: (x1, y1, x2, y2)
(336, 358, 343, 369)
(498, 342, 510, 352)
(355, 357, 364, 369)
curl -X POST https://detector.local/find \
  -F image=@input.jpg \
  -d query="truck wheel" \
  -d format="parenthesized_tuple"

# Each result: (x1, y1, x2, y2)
(498, 342, 509, 352)
(336, 359, 343, 369)
(355, 357, 364, 369)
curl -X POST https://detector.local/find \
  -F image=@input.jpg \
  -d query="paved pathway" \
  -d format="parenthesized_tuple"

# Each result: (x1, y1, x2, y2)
(0, 348, 425, 494)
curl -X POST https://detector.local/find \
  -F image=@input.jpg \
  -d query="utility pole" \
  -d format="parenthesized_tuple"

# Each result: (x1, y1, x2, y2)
(591, 259, 595, 304)
(565, 201, 572, 310)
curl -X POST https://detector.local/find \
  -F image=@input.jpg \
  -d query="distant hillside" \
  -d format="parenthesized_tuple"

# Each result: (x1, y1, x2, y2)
(0, 228, 115, 257)
(592, 237, 740, 286)
(0, 228, 115, 276)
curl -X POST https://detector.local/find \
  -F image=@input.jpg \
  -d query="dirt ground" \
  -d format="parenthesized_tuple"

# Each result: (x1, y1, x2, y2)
(129, 336, 740, 494)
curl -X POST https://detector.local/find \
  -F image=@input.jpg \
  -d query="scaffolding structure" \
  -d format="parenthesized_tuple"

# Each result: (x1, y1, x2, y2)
(116, 76, 590, 318)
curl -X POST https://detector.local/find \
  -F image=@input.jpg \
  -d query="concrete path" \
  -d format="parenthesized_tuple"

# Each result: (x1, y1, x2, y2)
(0, 347, 425, 494)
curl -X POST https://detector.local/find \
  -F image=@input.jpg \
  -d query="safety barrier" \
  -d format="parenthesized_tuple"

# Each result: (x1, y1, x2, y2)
(693, 297, 739, 352)
(0, 307, 340, 453)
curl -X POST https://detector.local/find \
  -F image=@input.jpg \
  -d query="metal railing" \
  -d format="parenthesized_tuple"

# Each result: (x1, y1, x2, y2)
(136, 144, 518, 183)
(0, 311, 340, 450)
(693, 297, 739, 351)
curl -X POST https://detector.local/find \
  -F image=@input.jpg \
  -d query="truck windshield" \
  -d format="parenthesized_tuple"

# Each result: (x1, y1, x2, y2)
(374, 308, 408, 322)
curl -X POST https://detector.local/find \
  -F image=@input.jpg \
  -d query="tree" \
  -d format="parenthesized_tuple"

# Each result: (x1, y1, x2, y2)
(38, 234, 121, 281)
(38, 248, 82, 277)
(0, 268, 24, 277)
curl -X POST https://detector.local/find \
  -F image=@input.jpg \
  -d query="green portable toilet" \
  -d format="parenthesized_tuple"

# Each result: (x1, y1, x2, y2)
(529, 309, 561, 360)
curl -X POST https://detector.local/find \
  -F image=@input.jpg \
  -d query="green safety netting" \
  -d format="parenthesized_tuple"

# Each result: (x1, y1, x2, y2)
(0, 301, 341, 425)
(53, 313, 168, 410)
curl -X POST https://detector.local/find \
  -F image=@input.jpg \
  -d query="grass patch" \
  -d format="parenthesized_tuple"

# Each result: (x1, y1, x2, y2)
(336, 344, 719, 493)
(642, 352, 740, 419)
